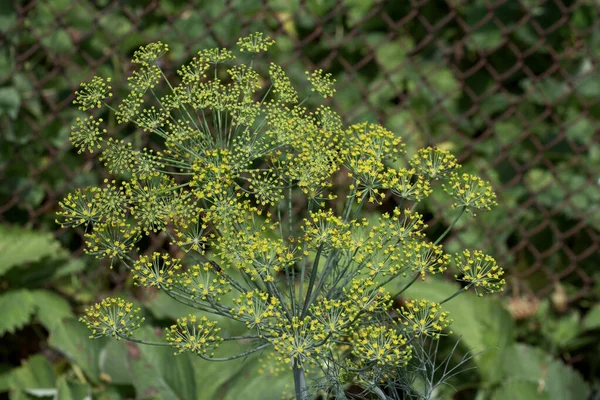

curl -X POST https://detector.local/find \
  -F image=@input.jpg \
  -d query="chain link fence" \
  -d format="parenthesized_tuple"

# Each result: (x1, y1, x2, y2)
(1, 0, 599, 304)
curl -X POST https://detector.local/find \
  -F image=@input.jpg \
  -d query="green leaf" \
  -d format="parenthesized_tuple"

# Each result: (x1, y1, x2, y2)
(492, 379, 549, 400)
(0, 224, 63, 276)
(544, 312, 581, 349)
(48, 319, 108, 385)
(9, 355, 56, 392)
(219, 360, 293, 400)
(101, 326, 274, 400)
(582, 305, 600, 330)
(495, 344, 590, 400)
(121, 327, 197, 400)
(0, 364, 12, 392)
(0, 290, 37, 336)
(33, 290, 74, 332)
(0, 86, 20, 120)
(55, 376, 91, 400)
(402, 277, 514, 384)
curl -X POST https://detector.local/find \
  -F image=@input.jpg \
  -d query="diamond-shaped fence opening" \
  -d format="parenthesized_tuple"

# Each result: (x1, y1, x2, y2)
(1, 0, 598, 303)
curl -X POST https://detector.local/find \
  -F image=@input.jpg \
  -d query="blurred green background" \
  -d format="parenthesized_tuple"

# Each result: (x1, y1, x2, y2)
(1, 0, 599, 399)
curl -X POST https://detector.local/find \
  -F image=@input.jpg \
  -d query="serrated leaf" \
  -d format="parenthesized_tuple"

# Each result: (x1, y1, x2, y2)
(32, 290, 74, 332)
(0, 225, 63, 276)
(0, 290, 37, 336)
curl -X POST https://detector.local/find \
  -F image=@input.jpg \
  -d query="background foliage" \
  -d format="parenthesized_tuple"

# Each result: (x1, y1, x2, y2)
(0, 0, 598, 399)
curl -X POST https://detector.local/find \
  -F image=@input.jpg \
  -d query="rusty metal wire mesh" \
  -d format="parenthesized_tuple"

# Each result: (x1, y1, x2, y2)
(1, 0, 599, 303)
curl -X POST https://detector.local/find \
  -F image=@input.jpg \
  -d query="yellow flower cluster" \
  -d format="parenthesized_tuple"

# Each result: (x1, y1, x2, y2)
(132, 252, 181, 289)
(80, 297, 143, 339)
(454, 250, 505, 295)
(343, 279, 392, 315)
(351, 325, 412, 367)
(179, 263, 232, 301)
(73, 76, 112, 111)
(269, 62, 298, 103)
(306, 69, 336, 98)
(410, 147, 460, 179)
(399, 299, 452, 339)
(376, 208, 427, 241)
(196, 47, 235, 64)
(65, 35, 504, 394)
(302, 209, 352, 251)
(177, 56, 209, 84)
(166, 315, 222, 356)
(402, 240, 450, 279)
(70, 116, 105, 154)
(230, 290, 283, 330)
(84, 220, 140, 266)
(270, 316, 327, 364)
(385, 168, 432, 201)
(443, 172, 498, 215)
(132, 41, 169, 66)
(56, 188, 100, 227)
(237, 32, 275, 53)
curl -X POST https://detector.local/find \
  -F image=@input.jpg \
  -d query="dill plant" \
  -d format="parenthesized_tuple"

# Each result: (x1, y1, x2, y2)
(58, 33, 504, 399)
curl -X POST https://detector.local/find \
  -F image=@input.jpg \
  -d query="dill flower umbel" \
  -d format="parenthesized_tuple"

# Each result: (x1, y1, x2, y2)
(399, 299, 452, 339)
(410, 147, 460, 179)
(132, 252, 181, 289)
(65, 33, 503, 399)
(306, 69, 336, 98)
(166, 315, 223, 356)
(443, 172, 498, 214)
(73, 76, 112, 111)
(70, 115, 105, 154)
(80, 297, 143, 339)
(352, 325, 412, 368)
(454, 250, 506, 295)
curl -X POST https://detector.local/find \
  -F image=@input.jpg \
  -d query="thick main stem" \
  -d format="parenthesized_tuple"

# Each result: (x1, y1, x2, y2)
(292, 361, 308, 400)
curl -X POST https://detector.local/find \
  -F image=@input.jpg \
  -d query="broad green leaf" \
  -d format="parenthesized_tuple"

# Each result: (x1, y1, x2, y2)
(48, 319, 108, 385)
(491, 379, 549, 400)
(582, 305, 600, 330)
(122, 327, 197, 400)
(0, 290, 37, 336)
(33, 290, 74, 332)
(496, 344, 590, 400)
(403, 277, 514, 384)
(101, 326, 275, 400)
(98, 341, 133, 386)
(220, 359, 293, 400)
(0, 225, 63, 276)
(55, 376, 91, 400)
(9, 355, 55, 392)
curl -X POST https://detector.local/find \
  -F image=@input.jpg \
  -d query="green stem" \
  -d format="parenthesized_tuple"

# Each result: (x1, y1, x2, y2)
(393, 273, 420, 298)
(198, 342, 271, 362)
(440, 284, 472, 305)
(434, 207, 465, 245)
(292, 361, 308, 400)
(117, 334, 169, 346)
(301, 244, 323, 318)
